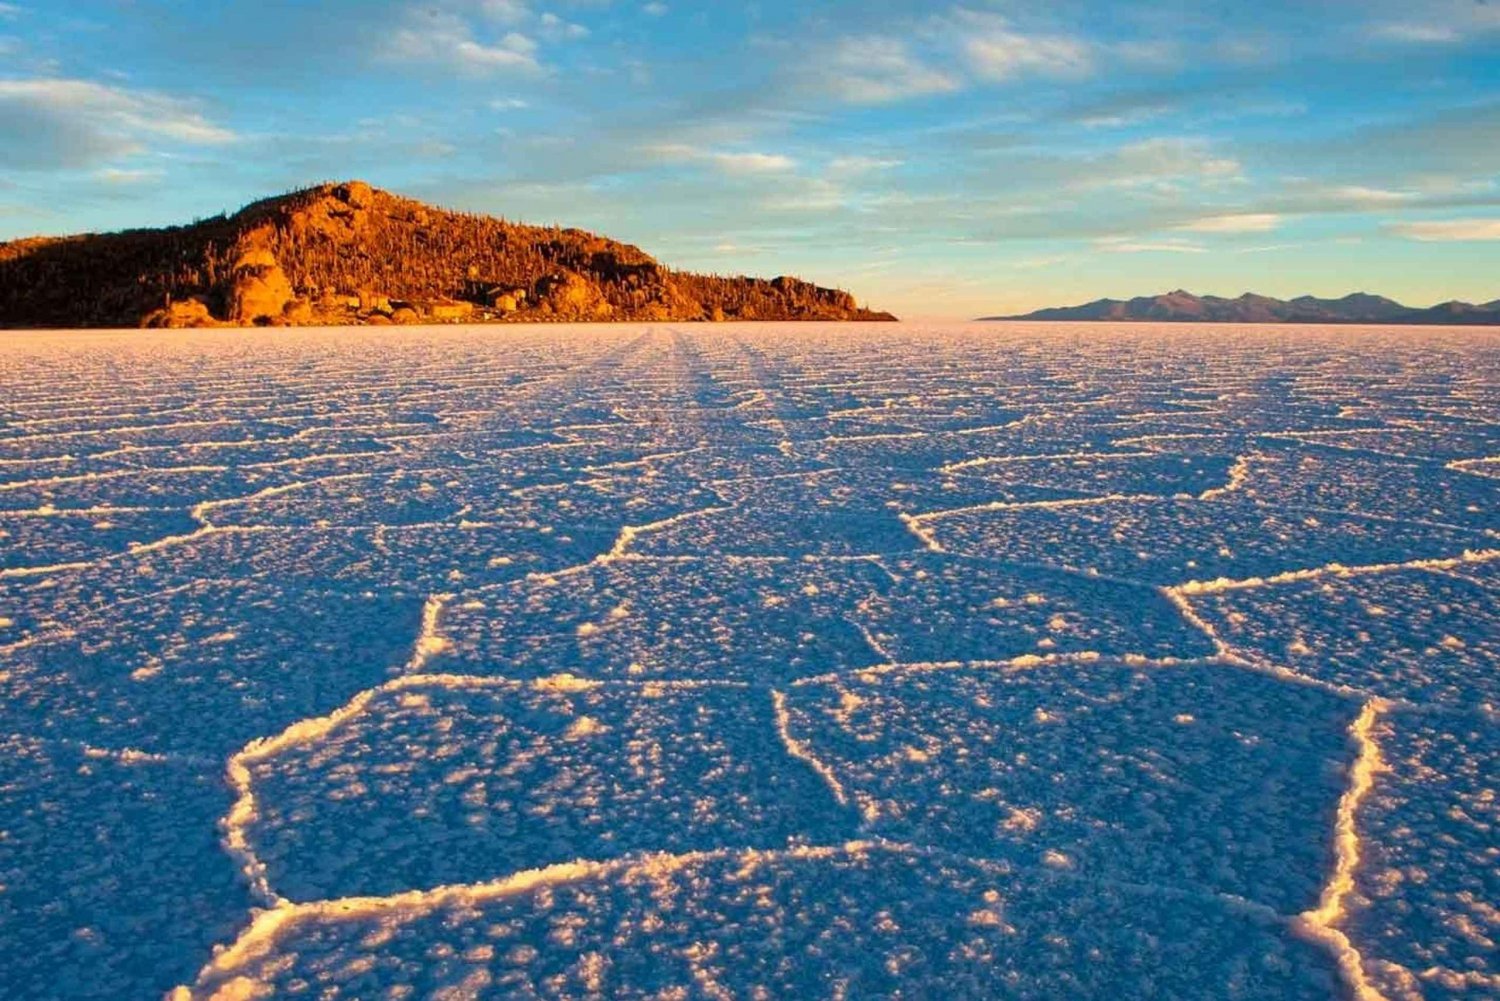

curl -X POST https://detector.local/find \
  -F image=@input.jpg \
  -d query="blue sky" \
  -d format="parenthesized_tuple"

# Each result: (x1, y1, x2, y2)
(1, 1, 1497, 318)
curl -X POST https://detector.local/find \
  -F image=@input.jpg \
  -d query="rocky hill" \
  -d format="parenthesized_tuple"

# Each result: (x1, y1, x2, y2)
(985, 290, 1500, 325)
(0, 181, 896, 328)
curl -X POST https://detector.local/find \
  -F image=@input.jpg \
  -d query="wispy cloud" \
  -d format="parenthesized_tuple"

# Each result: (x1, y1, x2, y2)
(811, 35, 960, 104)
(827, 155, 904, 178)
(955, 12, 1094, 82)
(1370, 22, 1462, 43)
(1368, 1, 1500, 45)
(538, 12, 587, 41)
(0, 78, 233, 170)
(386, 24, 538, 73)
(1176, 213, 1280, 233)
(95, 166, 164, 184)
(710, 151, 796, 175)
(383, 5, 547, 74)
(1389, 218, 1500, 241)
(1317, 185, 1416, 207)
(1075, 138, 1243, 191)
(1094, 236, 1206, 254)
(646, 144, 797, 175)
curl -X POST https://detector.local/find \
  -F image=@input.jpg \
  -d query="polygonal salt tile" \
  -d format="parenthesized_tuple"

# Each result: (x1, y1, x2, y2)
(626, 500, 922, 557)
(0, 507, 200, 571)
(921, 498, 1490, 586)
(806, 417, 1113, 470)
(182, 843, 1340, 1000)
(241, 679, 857, 899)
(0, 418, 299, 462)
(0, 737, 249, 1001)
(1283, 427, 1498, 462)
(949, 451, 1238, 500)
(1228, 451, 1498, 531)
(1185, 567, 1500, 706)
(204, 470, 466, 527)
(1346, 711, 1499, 1000)
(0, 466, 245, 512)
(0, 580, 424, 757)
(781, 663, 1358, 911)
(853, 553, 1216, 663)
(436, 556, 884, 683)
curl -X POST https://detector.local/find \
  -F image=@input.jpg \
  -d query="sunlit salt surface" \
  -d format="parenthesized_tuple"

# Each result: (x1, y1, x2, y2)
(0, 322, 1494, 1000)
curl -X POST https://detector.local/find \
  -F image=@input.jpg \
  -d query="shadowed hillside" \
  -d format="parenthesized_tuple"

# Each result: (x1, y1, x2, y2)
(0, 181, 896, 328)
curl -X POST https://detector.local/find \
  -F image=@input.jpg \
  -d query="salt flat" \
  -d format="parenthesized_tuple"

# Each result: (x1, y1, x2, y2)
(0, 322, 1495, 1000)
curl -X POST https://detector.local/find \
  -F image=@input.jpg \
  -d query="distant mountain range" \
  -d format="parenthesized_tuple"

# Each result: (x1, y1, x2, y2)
(0, 181, 896, 328)
(984, 290, 1500, 325)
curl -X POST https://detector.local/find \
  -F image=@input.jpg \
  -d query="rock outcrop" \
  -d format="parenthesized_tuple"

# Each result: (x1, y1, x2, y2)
(0, 181, 897, 328)
(226, 245, 294, 324)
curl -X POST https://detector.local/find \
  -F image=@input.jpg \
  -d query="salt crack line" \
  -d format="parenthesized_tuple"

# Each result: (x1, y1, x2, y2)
(1197, 452, 1253, 501)
(770, 689, 850, 809)
(406, 592, 456, 670)
(0, 559, 98, 579)
(939, 450, 1153, 474)
(1158, 587, 1367, 697)
(603, 506, 731, 560)
(0, 416, 243, 445)
(581, 446, 708, 473)
(0, 503, 185, 517)
(178, 842, 875, 996)
(0, 464, 229, 492)
(1171, 548, 1500, 596)
(788, 650, 1201, 687)
(908, 492, 1164, 523)
(1292, 699, 1390, 1001)
(218, 653, 751, 912)
(189, 472, 373, 526)
(2, 731, 219, 768)
(899, 511, 944, 552)
(128, 524, 273, 558)
(222, 590, 453, 910)
(181, 834, 1308, 997)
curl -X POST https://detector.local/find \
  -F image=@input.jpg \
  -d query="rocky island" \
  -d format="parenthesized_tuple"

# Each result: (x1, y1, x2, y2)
(0, 181, 896, 328)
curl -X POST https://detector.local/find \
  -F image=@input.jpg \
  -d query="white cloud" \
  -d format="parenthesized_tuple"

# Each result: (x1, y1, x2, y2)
(0, 78, 233, 169)
(1072, 138, 1243, 191)
(538, 12, 588, 41)
(384, 10, 541, 73)
(957, 13, 1094, 82)
(1369, 2, 1500, 44)
(95, 166, 164, 184)
(710, 151, 796, 174)
(813, 36, 961, 105)
(1320, 185, 1415, 207)
(646, 144, 796, 175)
(1176, 213, 1281, 233)
(642, 2, 668, 16)
(759, 177, 846, 213)
(477, 0, 529, 23)
(1390, 218, 1500, 241)
(1094, 236, 1206, 254)
(1370, 22, 1461, 43)
(828, 155, 904, 178)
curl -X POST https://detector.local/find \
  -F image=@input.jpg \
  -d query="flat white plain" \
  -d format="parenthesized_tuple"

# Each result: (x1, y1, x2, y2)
(0, 323, 1494, 1001)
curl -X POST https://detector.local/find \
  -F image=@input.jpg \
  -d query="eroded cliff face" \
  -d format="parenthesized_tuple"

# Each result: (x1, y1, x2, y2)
(1, 181, 897, 328)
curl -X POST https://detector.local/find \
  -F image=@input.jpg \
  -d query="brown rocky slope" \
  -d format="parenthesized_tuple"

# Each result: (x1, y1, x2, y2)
(0, 181, 896, 328)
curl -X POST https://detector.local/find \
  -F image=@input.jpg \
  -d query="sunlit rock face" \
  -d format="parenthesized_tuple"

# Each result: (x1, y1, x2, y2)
(0, 323, 1494, 1000)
